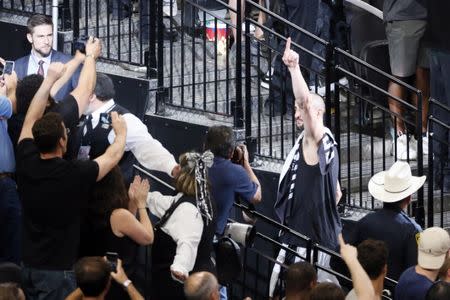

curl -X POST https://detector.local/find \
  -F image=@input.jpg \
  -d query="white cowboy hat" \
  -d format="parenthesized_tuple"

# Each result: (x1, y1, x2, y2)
(368, 161, 426, 203)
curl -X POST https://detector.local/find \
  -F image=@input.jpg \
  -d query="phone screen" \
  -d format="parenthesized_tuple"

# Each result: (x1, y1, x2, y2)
(3, 61, 14, 76)
(106, 252, 118, 271)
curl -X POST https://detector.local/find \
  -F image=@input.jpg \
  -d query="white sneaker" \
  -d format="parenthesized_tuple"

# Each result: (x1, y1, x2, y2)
(393, 134, 417, 161)
(163, 0, 177, 17)
(422, 134, 429, 155)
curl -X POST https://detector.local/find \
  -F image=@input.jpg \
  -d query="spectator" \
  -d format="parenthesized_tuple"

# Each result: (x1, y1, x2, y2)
(0, 68, 20, 265)
(0, 262, 21, 287)
(68, 73, 179, 183)
(204, 125, 261, 236)
(9, 38, 101, 148)
(426, 281, 450, 300)
(395, 227, 450, 300)
(147, 151, 216, 300)
(438, 257, 450, 282)
(16, 62, 127, 299)
(383, 0, 429, 159)
(80, 169, 153, 300)
(349, 160, 425, 280)
(14, 14, 80, 102)
(346, 239, 388, 300)
(66, 257, 143, 300)
(339, 235, 376, 300)
(270, 38, 342, 297)
(184, 272, 220, 300)
(309, 283, 345, 300)
(285, 262, 317, 300)
(427, 1, 450, 193)
(0, 283, 25, 300)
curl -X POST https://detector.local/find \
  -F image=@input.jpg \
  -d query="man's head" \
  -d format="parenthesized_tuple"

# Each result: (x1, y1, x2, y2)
(15, 74, 45, 114)
(309, 282, 345, 300)
(357, 239, 388, 281)
(204, 126, 236, 159)
(184, 272, 219, 300)
(32, 112, 67, 155)
(26, 14, 53, 58)
(294, 93, 325, 130)
(74, 257, 111, 298)
(86, 73, 116, 114)
(426, 281, 450, 300)
(438, 257, 450, 282)
(285, 262, 317, 298)
(368, 161, 426, 204)
(0, 283, 25, 300)
(417, 227, 450, 270)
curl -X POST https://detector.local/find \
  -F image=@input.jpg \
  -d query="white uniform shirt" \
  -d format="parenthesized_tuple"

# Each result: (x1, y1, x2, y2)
(87, 99, 177, 176)
(147, 191, 203, 278)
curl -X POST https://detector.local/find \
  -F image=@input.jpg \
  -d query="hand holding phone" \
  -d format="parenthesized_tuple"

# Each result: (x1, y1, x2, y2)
(106, 252, 119, 272)
(0, 61, 15, 78)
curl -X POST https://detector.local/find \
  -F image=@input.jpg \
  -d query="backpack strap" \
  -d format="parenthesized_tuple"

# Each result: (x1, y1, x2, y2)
(155, 196, 192, 229)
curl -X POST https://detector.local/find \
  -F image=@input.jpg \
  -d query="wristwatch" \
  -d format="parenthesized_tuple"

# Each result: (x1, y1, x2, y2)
(122, 279, 132, 289)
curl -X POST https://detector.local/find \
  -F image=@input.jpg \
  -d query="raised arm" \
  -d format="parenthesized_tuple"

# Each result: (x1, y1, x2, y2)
(70, 37, 102, 116)
(339, 235, 376, 300)
(18, 62, 66, 143)
(93, 111, 127, 181)
(50, 51, 85, 99)
(242, 145, 262, 203)
(110, 259, 144, 300)
(283, 37, 310, 105)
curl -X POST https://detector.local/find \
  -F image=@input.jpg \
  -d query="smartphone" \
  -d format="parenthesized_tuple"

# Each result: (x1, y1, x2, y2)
(1, 61, 14, 77)
(106, 252, 118, 271)
(99, 112, 112, 125)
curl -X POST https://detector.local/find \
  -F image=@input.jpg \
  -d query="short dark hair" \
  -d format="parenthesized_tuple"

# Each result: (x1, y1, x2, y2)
(426, 281, 450, 300)
(94, 73, 116, 101)
(16, 75, 44, 114)
(32, 112, 65, 153)
(0, 283, 22, 300)
(74, 257, 111, 297)
(357, 239, 388, 280)
(309, 283, 345, 300)
(204, 126, 235, 159)
(285, 262, 317, 295)
(27, 14, 53, 34)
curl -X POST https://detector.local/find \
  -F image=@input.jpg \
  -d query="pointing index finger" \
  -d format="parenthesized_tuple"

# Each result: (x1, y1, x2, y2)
(284, 37, 291, 55)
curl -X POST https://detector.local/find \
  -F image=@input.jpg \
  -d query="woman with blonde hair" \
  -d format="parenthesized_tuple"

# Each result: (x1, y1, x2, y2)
(147, 151, 216, 300)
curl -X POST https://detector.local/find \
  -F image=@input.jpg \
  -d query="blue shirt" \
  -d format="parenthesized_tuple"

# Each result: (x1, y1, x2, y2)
(395, 266, 434, 300)
(208, 157, 258, 234)
(349, 207, 422, 280)
(0, 96, 15, 172)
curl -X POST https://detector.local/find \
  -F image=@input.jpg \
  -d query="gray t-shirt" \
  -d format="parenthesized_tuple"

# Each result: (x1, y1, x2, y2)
(383, 0, 427, 22)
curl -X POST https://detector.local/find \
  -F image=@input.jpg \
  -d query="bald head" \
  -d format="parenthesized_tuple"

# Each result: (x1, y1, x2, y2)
(184, 272, 219, 300)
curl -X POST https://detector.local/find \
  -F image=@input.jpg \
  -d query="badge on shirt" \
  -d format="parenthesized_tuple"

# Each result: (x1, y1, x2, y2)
(77, 145, 91, 160)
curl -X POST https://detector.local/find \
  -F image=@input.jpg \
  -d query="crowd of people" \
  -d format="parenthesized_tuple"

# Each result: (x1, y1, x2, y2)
(1, 1, 450, 299)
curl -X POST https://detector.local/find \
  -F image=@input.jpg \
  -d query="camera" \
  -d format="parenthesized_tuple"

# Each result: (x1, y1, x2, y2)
(73, 36, 90, 54)
(106, 252, 118, 271)
(0, 61, 14, 77)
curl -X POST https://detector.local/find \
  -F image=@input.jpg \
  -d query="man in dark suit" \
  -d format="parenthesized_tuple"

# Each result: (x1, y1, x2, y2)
(14, 14, 79, 102)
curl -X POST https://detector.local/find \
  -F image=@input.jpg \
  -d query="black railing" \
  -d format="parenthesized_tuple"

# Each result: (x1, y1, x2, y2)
(427, 98, 450, 228)
(5, 0, 447, 227)
(229, 203, 398, 300)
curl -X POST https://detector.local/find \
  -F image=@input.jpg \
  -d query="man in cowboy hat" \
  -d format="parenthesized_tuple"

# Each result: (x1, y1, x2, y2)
(348, 161, 425, 280)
